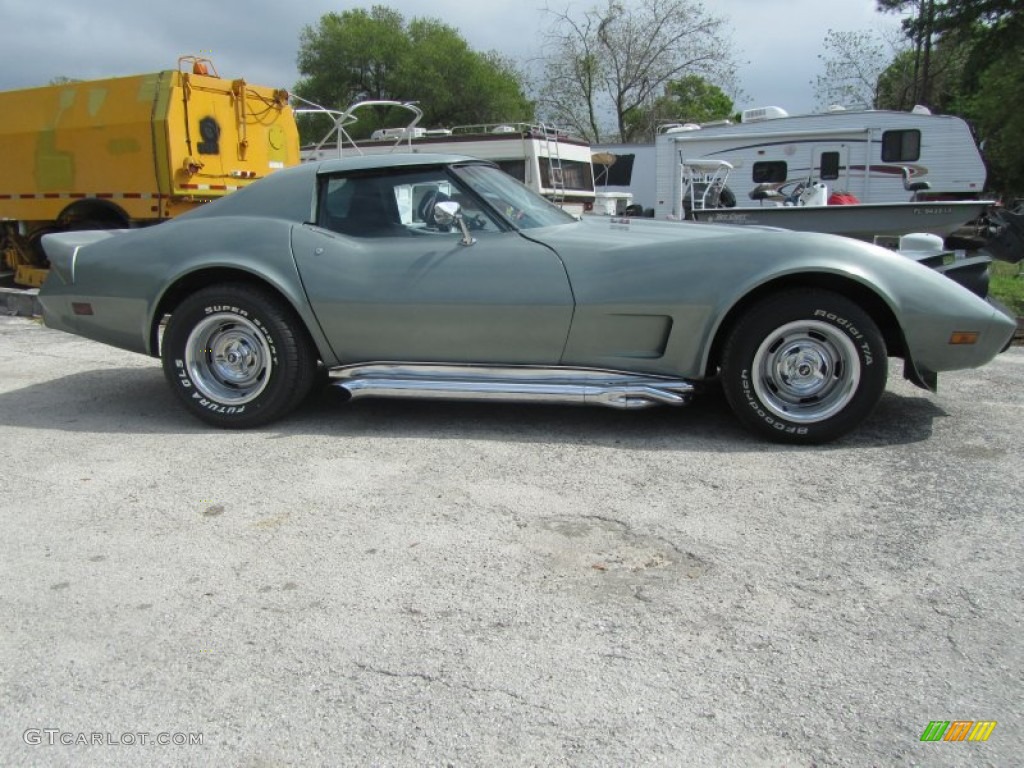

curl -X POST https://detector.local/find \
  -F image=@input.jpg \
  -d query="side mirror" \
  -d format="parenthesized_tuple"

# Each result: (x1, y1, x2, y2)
(434, 200, 476, 247)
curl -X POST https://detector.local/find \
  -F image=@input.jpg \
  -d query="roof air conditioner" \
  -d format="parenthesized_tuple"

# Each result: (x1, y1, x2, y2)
(741, 106, 789, 123)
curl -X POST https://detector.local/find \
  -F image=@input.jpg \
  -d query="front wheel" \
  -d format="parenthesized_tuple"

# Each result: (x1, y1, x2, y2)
(161, 284, 317, 428)
(720, 290, 887, 444)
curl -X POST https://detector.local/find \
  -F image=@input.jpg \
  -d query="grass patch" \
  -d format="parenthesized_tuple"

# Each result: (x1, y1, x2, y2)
(990, 260, 1024, 316)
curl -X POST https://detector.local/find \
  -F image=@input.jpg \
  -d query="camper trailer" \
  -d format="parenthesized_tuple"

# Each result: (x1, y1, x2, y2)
(652, 105, 986, 218)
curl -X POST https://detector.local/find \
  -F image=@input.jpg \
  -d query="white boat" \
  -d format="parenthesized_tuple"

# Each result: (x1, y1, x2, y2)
(670, 158, 993, 242)
(691, 199, 991, 240)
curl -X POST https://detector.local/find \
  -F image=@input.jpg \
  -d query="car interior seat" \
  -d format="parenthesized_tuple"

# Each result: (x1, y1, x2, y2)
(336, 180, 405, 237)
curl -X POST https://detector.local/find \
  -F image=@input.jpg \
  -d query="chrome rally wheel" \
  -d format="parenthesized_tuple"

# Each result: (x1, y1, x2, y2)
(184, 313, 273, 405)
(751, 319, 860, 424)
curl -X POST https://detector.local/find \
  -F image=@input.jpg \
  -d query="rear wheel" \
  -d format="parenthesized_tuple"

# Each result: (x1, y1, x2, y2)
(720, 290, 887, 444)
(161, 284, 316, 428)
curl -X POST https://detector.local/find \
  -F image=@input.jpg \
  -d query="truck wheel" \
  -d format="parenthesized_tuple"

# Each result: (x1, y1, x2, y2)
(161, 284, 316, 428)
(720, 290, 887, 444)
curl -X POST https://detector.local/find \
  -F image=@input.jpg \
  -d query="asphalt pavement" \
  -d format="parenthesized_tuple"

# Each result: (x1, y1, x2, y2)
(1, 315, 1021, 767)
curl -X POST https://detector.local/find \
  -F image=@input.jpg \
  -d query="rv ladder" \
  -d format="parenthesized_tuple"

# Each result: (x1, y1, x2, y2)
(541, 123, 566, 205)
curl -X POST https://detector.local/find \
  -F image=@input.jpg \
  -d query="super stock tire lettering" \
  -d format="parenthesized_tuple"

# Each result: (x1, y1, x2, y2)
(205, 305, 248, 316)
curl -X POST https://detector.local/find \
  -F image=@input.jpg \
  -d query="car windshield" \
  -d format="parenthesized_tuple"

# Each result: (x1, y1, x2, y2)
(452, 164, 578, 229)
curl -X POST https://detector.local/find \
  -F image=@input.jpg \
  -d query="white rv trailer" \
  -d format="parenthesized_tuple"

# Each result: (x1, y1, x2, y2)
(299, 101, 596, 216)
(654, 105, 987, 219)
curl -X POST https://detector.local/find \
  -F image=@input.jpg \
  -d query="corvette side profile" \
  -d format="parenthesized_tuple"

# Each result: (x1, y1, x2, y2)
(38, 154, 1016, 443)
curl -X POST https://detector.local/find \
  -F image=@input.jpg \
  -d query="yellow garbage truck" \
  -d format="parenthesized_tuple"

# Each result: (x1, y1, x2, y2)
(0, 56, 300, 286)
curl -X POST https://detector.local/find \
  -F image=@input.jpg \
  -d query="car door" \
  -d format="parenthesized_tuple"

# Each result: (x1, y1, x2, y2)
(291, 167, 575, 365)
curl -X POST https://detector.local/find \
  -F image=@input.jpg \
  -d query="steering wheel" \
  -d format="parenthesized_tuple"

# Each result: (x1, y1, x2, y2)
(417, 190, 441, 226)
(464, 213, 488, 230)
(778, 181, 805, 206)
(503, 204, 529, 224)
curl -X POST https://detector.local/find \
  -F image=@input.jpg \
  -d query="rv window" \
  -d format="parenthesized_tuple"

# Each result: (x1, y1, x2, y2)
(881, 130, 921, 162)
(495, 160, 527, 183)
(752, 161, 788, 184)
(539, 159, 595, 192)
(594, 154, 635, 186)
(820, 152, 840, 180)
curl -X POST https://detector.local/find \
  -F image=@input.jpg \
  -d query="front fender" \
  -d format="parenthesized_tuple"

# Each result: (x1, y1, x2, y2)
(698, 233, 1015, 379)
(546, 220, 1013, 379)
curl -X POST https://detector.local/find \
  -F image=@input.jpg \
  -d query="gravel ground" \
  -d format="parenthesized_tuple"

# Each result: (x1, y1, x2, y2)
(0, 315, 1021, 767)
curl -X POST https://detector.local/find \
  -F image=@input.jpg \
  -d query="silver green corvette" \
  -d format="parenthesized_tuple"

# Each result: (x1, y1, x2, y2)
(38, 154, 1016, 443)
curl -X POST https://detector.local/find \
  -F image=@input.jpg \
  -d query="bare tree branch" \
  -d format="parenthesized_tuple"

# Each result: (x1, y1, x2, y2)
(537, 0, 735, 142)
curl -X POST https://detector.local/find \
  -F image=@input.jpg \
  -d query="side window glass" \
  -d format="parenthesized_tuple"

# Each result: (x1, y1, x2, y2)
(406, 179, 503, 234)
(752, 161, 788, 183)
(321, 177, 353, 222)
(405, 182, 455, 225)
(318, 169, 502, 238)
(881, 130, 921, 162)
(318, 176, 403, 237)
(820, 152, 840, 181)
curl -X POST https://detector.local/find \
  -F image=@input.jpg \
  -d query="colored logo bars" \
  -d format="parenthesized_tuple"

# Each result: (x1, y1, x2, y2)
(920, 721, 997, 742)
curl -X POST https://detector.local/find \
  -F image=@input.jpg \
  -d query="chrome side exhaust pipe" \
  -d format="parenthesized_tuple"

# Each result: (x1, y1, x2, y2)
(331, 363, 695, 410)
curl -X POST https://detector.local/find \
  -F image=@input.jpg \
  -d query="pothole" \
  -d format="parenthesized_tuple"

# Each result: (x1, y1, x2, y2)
(528, 515, 706, 598)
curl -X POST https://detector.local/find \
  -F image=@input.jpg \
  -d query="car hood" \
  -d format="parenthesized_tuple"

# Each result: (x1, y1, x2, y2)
(520, 213, 982, 278)
(523, 215, 780, 253)
(518, 213, 1001, 325)
(520, 215, 869, 275)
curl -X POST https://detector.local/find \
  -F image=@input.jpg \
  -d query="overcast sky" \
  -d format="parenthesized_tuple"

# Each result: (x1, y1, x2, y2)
(0, 0, 903, 118)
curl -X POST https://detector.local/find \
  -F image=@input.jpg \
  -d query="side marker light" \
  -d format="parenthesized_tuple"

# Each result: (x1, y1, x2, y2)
(949, 331, 978, 345)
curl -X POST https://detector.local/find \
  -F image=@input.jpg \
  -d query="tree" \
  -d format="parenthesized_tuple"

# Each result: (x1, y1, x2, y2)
(537, 0, 735, 143)
(812, 28, 906, 109)
(877, 1, 1022, 102)
(624, 75, 733, 141)
(922, 0, 1023, 86)
(873, 49, 917, 109)
(878, 0, 1023, 194)
(293, 6, 533, 143)
(941, 2, 1024, 195)
(965, 49, 1024, 194)
(877, 1, 938, 104)
(875, 37, 968, 111)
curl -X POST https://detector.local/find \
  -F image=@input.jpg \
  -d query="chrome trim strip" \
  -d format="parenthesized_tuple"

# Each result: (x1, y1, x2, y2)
(70, 245, 81, 285)
(331, 363, 695, 410)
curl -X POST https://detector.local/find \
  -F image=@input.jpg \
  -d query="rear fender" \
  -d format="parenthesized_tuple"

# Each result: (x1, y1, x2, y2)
(41, 230, 129, 284)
